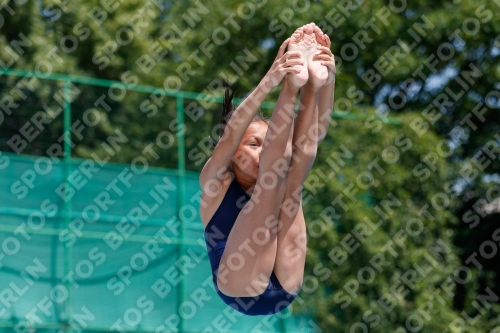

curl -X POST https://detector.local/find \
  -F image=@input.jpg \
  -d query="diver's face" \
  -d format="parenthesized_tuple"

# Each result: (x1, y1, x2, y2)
(231, 121, 268, 181)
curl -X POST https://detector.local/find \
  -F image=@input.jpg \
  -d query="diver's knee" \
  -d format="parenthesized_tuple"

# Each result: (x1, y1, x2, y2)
(217, 273, 268, 297)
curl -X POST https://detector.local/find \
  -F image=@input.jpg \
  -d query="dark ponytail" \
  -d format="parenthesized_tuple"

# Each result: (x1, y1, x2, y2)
(209, 78, 269, 149)
(210, 78, 237, 148)
(219, 78, 238, 140)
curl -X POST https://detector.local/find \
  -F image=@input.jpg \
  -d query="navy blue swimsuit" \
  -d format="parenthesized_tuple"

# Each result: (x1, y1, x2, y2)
(204, 178, 298, 316)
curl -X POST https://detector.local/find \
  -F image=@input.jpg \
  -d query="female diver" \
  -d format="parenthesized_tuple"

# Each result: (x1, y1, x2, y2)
(200, 23, 336, 316)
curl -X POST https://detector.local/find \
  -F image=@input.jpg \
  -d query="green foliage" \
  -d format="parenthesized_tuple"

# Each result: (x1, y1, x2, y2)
(303, 110, 463, 331)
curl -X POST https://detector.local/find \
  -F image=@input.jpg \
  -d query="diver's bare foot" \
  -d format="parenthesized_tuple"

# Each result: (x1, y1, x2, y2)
(287, 25, 310, 88)
(289, 23, 330, 88)
(309, 24, 330, 87)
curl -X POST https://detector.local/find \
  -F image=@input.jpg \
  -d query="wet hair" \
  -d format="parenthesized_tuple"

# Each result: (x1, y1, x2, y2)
(210, 78, 268, 148)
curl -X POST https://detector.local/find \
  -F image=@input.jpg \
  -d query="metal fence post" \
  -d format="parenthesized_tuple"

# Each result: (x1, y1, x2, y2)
(63, 78, 73, 333)
(176, 94, 186, 333)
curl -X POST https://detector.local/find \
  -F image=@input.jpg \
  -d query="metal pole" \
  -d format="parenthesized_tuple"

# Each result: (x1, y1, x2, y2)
(176, 94, 186, 333)
(63, 78, 73, 333)
(0, 68, 403, 125)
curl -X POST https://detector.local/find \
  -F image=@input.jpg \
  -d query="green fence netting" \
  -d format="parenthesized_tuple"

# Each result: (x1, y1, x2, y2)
(0, 153, 320, 333)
